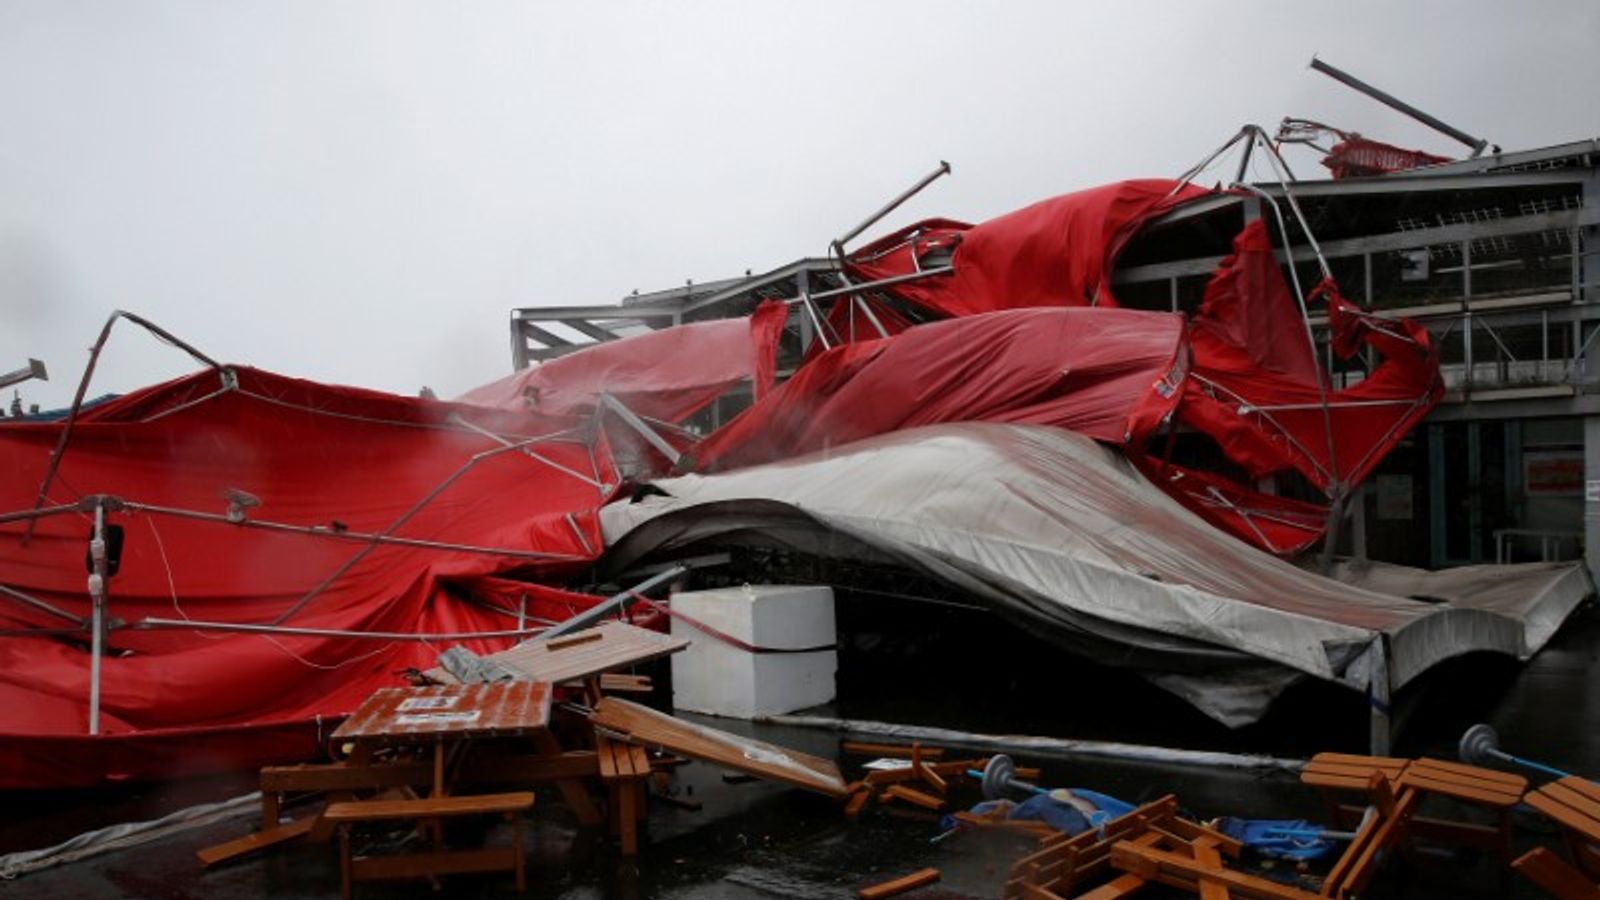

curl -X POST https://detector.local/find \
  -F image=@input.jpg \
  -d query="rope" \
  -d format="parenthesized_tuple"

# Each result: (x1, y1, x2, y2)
(628, 592, 835, 655)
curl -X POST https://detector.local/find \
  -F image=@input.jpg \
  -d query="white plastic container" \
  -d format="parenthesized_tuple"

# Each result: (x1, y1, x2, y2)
(669, 584, 837, 719)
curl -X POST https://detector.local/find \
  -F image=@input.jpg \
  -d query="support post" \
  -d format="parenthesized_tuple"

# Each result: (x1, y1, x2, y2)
(87, 501, 108, 736)
(1368, 637, 1391, 756)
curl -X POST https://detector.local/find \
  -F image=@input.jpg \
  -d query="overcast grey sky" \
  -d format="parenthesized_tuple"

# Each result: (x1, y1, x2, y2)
(2, 1, 1596, 409)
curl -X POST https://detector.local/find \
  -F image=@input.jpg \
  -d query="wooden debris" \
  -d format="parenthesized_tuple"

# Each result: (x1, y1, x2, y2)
(884, 784, 944, 811)
(197, 815, 318, 867)
(588, 696, 849, 797)
(842, 741, 948, 760)
(858, 867, 941, 899)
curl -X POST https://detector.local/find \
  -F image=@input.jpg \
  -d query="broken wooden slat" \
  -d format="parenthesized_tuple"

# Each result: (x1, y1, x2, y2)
(589, 696, 848, 797)
(884, 784, 944, 811)
(547, 631, 605, 651)
(197, 815, 318, 867)
(1511, 846, 1600, 900)
(858, 867, 941, 900)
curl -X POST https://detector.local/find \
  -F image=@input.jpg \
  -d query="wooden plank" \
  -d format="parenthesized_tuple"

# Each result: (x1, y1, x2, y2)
(911, 743, 947, 794)
(858, 867, 941, 900)
(1401, 770, 1522, 807)
(331, 681, 552, 743)
(197, 815, 317, 867)
(429, 620, 689, 685)
(1192, 839, 1232, 900)
(843, 789, 872, 818)
(1109, 842, 1320, 900)
(324, 791, 534, 822)
(885, 784, 945, 811)
(534, 729, 603, 826)
(1512, 847, 1600, 900)
(596, 735, 620, 780)
(1165, 816, 1244, 859)
(1530, 790, 1600, 843)
(1543, 781, 1600, 833)
(1409, 757, 1527, 789)
(589, 696, 848, 796)
(1069, 873, 1147, 899)
(547, 631, 604, 651)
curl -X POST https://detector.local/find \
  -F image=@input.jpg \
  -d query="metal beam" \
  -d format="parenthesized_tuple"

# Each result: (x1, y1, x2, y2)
(1115, 206, 1600, 285)
(563, 319, 625, 344)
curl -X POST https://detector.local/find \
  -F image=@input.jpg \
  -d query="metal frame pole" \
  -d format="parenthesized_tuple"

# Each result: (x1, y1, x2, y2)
(87, 501, 107, 736)
(833, 160, 952, 253)
(538, 565, 688, 642)
(1310, 57, 1489, 157)
(1368, 636, 1391, 756)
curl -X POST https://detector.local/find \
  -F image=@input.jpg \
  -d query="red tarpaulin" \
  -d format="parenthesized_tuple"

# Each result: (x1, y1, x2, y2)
(457, 300, 788, 421)
(690, 307, 1190, 473)
(0, 367, 614, 787)
(845, 180, 1209, 316)
(844, 181, 1442, 553)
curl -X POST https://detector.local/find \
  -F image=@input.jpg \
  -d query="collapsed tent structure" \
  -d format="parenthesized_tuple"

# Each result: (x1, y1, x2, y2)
(0, 135, 1589, 787)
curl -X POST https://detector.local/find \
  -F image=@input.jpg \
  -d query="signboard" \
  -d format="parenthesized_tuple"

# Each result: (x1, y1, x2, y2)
(1525, 451, 1584, 496)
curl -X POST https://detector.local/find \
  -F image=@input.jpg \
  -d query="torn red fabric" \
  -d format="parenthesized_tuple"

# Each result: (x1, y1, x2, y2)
(457, 299, 789, 420)
(1322, 137, 1451, 179)
(1136, 462, 1329, 556)
(690, 307, 1190, 473)
(1183, 268, 1442, 495)
(1189, 220, 1320, 384)
(845, 180, 1441, 554)
(844, 180, 1210, 316)
(0, 368, 614, 787)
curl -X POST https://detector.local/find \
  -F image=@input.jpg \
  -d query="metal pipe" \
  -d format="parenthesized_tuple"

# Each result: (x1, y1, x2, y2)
(0, 582, 87, 626)
(22, 312, 220, 545)
(757, 713, 1304, 773)
(789, 266, 954, 304)
(120, 500, 579, 562)
(87, 502, 107, 736)
(1310, 56, 1488, 157)
(134, 617, 550, 641)
(833, 160, 951, 251)
(538, 565, 688, 641)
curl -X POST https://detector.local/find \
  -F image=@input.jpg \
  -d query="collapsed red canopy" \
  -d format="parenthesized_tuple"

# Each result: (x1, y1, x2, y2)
(0, 367, 614, 786)
(845, 181, 1442, 554)
(457, 300, 788, 422)
(691, 307, 1189, 473)
(845, 180, 1209, 316)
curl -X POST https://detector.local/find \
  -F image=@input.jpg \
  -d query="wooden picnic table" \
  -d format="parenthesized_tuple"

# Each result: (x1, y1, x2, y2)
(332, 681, 554, 796)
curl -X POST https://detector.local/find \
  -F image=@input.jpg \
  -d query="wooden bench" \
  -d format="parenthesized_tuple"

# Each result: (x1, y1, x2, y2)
(1301, 753, 1525, 859)
(595, 732, 651, 855)
(1515, 776, 1600, 898)
(323, 791, 533, 900)
(1300, 752, 1408, 829)
(1399, 757, 1525, 857)
(1002, 794, 1246, 899)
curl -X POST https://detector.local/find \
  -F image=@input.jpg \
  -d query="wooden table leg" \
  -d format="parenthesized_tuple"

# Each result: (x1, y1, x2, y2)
(534, 730, 603, 826)
(338, 825, 353, 900)
(261, 789, 281, 831)
(512, 812, 527, 891)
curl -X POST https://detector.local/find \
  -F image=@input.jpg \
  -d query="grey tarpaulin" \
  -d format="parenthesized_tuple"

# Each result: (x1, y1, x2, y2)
(599, 423, 1591, 727)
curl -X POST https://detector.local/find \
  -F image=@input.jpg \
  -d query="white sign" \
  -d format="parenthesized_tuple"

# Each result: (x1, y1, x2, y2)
(395, 710, 481, 726)
(397, 695, 459, 712)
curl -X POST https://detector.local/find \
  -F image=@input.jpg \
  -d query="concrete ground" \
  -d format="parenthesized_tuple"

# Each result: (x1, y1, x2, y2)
(3, 596, 1596, 899)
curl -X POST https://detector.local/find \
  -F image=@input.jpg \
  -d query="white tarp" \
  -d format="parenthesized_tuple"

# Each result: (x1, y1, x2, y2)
(600, 423, 1591, 726)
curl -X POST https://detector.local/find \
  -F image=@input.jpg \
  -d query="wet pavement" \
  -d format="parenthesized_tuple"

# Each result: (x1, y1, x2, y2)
(3, 595, 1597, 899)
